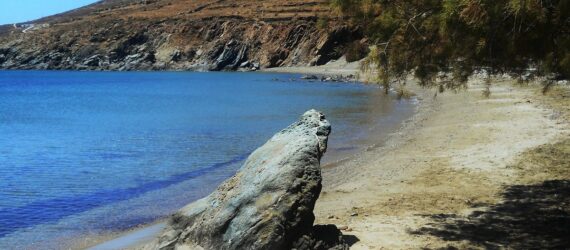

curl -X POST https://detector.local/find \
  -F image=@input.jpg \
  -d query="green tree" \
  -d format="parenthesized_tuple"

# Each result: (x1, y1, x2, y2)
(332, 0, 570, 92)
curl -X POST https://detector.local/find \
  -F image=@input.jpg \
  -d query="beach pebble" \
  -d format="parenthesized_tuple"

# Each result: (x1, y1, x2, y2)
(350, 212, 359, 217)
(337, 225, 348, 230)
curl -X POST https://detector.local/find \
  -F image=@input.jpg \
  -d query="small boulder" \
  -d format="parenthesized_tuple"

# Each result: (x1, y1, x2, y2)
(239, 60, 250, 68)
(301, 75, 319, 80)
(83, 55, 101, 67)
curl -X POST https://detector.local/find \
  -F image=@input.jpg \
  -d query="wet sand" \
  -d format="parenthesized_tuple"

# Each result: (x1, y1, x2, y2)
(87, 223, 165, 250)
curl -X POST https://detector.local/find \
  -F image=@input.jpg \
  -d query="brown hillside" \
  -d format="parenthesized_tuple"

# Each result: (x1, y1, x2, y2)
(0, 0, 365, 71)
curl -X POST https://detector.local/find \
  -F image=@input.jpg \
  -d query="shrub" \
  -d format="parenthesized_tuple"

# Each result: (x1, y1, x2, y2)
(332, 0, 570, 91)
(345, 40, 369, 62)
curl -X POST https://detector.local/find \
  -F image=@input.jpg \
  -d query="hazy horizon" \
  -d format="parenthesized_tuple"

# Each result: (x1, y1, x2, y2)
(0, 0, 99, 25)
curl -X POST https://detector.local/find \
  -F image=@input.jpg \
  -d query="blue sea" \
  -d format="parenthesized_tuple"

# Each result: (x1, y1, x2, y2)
(0, 71, 415, 249)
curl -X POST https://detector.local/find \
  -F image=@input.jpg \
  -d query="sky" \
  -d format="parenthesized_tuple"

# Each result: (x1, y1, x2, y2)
(0, 0, 99, 25)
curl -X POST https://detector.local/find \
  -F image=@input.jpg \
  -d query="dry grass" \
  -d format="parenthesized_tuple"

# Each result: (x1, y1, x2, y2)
(77, 0, 332, 23)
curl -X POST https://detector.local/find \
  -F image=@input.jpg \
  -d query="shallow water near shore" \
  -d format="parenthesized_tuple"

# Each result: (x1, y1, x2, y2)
(0, 71, 415, 249)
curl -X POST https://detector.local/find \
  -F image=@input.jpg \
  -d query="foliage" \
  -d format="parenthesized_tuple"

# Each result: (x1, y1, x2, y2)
(331, 0, 570, 90)
(345, 40, 370, 62)
(317, 16, 331, 30)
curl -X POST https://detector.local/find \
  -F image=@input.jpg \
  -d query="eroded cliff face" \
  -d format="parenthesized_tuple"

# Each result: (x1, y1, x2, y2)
(0, 0, 364, 71)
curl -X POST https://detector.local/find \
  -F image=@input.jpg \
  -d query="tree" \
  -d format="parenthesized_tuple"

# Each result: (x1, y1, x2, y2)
(331, 0, 570, 92)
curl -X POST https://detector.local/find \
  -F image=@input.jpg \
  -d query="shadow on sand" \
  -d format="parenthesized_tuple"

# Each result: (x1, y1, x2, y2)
(412, 180, 570, 249)
(311, 224, 360, 248)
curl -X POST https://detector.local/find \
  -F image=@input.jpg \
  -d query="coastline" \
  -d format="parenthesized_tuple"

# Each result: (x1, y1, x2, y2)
(86, 63, 569, 249)
(76, 64, 408, 249)
(79, 60, 379, 249)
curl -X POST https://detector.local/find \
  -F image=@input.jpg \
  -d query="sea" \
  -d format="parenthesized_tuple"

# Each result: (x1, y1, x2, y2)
(0, 71, 416, 249)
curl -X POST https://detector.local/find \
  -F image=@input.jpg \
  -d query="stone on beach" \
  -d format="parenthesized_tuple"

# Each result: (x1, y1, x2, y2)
(154, 110, 348, 250)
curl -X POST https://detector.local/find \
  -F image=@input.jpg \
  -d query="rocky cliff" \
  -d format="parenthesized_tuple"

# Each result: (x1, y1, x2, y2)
(150, 110, 348, 250)
(0, 0, 365, 71)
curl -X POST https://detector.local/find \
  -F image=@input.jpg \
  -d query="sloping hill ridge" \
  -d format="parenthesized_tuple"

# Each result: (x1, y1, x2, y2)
(0, 0, 364, 71)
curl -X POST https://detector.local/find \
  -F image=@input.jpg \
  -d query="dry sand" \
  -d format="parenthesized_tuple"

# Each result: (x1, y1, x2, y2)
(313, 77, 569, 248)
(266, 59, 569, 248)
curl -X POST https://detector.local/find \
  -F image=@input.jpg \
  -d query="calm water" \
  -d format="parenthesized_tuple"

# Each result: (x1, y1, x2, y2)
(0, 71, 415, 249)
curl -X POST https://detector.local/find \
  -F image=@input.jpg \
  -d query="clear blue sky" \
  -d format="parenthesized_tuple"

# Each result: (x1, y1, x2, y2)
(0, 0, 99, 25)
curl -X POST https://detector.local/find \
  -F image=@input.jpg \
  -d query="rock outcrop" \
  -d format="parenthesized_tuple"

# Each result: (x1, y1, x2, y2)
(153, 110, 347, 250)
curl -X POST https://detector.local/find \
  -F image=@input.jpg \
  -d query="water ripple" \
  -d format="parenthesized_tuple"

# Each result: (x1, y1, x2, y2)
(0, 153, 248, 238)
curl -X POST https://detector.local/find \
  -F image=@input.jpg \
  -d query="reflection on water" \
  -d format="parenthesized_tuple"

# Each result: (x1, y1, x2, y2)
(0, 71, 415, 249)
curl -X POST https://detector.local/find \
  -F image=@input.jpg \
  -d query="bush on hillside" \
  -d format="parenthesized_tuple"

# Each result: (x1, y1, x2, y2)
(345, 40, 369, 62)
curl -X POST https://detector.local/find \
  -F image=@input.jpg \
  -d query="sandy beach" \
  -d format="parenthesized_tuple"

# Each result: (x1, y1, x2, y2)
(267, 60, 569, 248)
(315, 78, 569, 248)
(88, 62, 569, 249)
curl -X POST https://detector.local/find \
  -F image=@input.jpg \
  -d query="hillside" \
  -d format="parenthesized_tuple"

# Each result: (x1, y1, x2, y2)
(0, 0, 365, 71)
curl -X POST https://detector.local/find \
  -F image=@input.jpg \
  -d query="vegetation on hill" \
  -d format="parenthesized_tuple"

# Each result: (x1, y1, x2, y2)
(331, 0, 570, 91)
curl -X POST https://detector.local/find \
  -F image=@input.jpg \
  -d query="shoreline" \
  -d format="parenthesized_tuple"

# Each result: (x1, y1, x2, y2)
(80, 61, 396, 249)
(77, 64, 412, 249)
(86, 63, 569, 249)
(261, 57, 363, 77)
